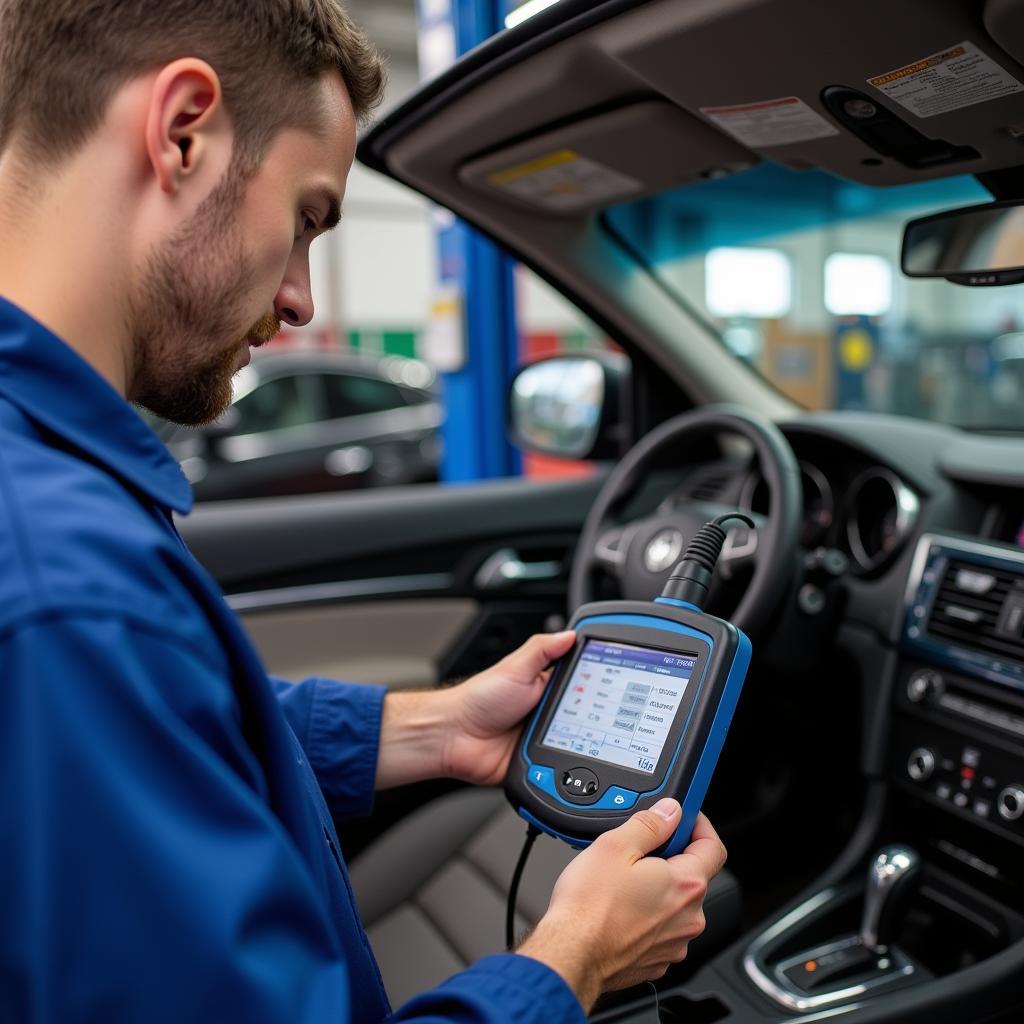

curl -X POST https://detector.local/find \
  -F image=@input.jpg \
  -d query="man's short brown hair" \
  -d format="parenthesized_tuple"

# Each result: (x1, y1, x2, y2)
(0, 0, 386, 171)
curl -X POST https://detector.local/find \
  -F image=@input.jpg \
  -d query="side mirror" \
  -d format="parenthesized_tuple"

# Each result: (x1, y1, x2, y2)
(508, 353, 629, 460)
(902, 199, 1024, 286)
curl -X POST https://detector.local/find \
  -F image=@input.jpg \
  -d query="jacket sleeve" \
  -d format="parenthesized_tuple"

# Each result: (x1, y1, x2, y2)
(388, 955, 586, 1024)
(270, 675, 386, 820)
(0, 613, 353, 1024)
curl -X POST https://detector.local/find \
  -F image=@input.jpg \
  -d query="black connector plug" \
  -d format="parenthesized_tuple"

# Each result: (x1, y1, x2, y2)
(660, 513, 756, 610)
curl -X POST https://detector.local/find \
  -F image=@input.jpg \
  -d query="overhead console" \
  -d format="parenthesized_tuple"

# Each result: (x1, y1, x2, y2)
(606, 0, 1024, 188)
(376, 0, 1024, 224)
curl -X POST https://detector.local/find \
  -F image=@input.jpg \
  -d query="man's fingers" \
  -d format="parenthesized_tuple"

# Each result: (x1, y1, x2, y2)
(670, 813, 727, 879)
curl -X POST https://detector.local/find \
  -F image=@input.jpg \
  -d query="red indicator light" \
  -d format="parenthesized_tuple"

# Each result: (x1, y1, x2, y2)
(961, 766, 975, 780)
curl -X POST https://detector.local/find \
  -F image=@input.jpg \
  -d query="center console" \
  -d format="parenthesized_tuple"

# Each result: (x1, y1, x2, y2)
(593, 532, 1024, 1023)
(895, 534, 1024, 851)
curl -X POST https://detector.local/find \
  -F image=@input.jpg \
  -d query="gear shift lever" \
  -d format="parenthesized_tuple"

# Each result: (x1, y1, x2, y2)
(860, 845, 921, 953)
(757, 846, 924, 1010)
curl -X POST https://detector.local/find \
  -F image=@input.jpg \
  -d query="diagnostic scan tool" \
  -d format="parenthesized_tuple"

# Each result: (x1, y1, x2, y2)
(505, 513, 754, 858)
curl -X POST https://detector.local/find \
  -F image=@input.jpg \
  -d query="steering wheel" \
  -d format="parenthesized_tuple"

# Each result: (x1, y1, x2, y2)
(569, 406, 802, 637)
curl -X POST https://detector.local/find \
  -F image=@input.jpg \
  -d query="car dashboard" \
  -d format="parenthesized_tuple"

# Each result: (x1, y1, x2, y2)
(619, 411, 1024, 1023)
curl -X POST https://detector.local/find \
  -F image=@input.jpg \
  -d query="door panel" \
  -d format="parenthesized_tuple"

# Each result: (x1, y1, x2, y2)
(180, 477, 604, 593)
(178, 476, 610, 688)
(242, 599, 480, 687)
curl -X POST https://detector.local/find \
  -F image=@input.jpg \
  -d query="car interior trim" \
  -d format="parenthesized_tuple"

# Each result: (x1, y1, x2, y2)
(241, 599, 481, 688)
(225, 573, 456, 613)
(741, 887, 855, 1013)
(845, 469, 920, 575)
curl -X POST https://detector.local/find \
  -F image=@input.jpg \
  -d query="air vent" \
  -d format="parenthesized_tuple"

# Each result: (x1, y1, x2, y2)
(926, 559, 1024, 665)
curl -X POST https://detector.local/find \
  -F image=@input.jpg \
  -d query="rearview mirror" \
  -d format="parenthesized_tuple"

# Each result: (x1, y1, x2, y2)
(508, 354, 629, 460)
(902, 199, 1024, 286)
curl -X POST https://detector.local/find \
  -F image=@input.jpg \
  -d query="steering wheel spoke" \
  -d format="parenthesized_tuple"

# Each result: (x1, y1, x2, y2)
(594, 525, 630, 576)
(718, 516, 761, 579)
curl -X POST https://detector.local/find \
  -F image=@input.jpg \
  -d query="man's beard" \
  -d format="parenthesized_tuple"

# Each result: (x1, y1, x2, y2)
(127, 170, 277, 426)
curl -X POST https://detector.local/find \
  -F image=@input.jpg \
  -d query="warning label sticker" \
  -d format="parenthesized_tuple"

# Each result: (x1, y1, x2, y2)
(699, 96, 838, 148)
(487, 149, 641, 212)
(867, 40, 1023, 119)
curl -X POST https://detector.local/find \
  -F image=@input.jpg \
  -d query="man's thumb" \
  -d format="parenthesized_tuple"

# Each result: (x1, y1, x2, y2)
(617, 799, 681, 855)
(506, 630, 576, 679)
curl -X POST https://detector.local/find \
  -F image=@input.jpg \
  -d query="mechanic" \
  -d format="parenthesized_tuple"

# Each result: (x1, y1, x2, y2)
(0, 2, 726, 1021)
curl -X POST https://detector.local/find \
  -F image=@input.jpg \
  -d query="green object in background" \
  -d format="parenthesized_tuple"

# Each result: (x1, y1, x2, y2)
(346, 329, 419, 360)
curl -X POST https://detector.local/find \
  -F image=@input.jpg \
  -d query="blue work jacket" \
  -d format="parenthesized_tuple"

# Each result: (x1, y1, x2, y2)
(0, 297, 585, 1024)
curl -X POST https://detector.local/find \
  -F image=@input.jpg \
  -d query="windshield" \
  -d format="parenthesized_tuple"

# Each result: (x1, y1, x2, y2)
(606, 164, 1024, 431)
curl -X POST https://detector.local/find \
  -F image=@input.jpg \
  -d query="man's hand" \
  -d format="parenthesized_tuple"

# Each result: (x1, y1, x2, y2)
(374, 631, 574, 790)
(439, 630, 576, 786)
(518, 802, 726, 1014)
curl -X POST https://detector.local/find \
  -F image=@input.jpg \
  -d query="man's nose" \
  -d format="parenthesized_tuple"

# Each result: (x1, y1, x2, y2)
(274, 272, 315, 328)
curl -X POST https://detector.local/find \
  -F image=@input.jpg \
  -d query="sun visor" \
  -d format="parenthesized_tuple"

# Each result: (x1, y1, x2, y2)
(457, 101, 756, 216)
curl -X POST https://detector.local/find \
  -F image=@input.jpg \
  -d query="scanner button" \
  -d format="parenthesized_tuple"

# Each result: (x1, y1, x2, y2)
(526, 765, 556, 797)
(598, 786, 639, 811)
(560, 766, 600, 803)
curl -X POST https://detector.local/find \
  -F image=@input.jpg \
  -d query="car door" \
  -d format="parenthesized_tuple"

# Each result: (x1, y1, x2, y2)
(178, 472, 605, 690)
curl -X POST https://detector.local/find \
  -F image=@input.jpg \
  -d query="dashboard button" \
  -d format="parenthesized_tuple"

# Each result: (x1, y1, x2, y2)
(935, 783, 952, 800)
(953, 792, 969, 809)
(973, 800, 991, 819)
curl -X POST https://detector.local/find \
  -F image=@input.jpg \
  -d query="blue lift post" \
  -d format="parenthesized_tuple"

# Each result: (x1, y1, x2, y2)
(417, 0, 523, 483)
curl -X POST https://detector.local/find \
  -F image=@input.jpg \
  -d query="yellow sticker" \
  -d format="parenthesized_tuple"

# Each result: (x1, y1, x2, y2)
(487, 149, 580, 186)
(486, 149, 641, 212)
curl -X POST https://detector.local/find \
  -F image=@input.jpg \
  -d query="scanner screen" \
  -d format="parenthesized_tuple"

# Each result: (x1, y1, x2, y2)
(541, 639, 696, 774)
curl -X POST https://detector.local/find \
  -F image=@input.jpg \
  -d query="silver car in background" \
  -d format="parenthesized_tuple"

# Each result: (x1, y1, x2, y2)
(163, 351, 443, 500)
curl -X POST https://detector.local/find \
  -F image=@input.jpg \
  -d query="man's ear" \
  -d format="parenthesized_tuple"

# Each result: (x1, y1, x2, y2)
(145, 59, 227, 196)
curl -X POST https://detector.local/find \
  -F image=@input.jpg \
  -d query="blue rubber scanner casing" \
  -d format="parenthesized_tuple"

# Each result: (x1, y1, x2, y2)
(504, 598, 751, 856)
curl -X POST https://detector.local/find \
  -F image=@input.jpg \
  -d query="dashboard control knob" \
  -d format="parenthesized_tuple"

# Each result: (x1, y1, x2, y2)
(798, 583, 826, 615)
(907, 669, 943, 704)
(997, 785, 1024, 822)
(907, 748, 935, 782)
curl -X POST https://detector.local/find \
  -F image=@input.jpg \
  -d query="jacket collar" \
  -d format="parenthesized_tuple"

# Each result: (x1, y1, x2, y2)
(0, 296, 193, 515)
